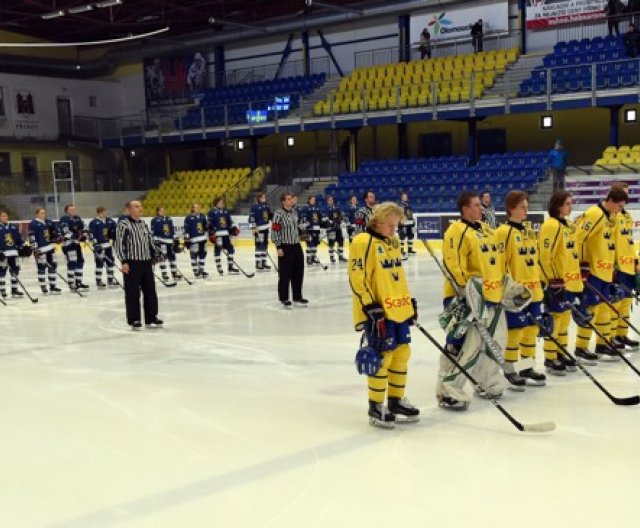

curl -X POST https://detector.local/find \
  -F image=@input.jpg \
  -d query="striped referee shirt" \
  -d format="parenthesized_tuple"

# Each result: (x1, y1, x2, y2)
(271, 207, 300, 247)
(115, 217, 155, 263)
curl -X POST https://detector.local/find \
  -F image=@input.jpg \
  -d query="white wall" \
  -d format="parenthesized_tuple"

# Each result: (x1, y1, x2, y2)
(0, 73, 123, 140)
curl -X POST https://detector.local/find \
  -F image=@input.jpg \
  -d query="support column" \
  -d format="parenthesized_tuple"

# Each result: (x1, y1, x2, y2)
(164, 148, 171, 179)
(275, 34, 294, 80)
(348, 128, 359, 173)
(398, 122, 407, 159)
(302, 31, 310, 77)
(249, 137, 259, 170)
(214, 45, 225, 88)
(610, 106, 621, 147)
(467, 118, 477, 164)
(518, 0, 527, 55)
(398, 15, 411, 62)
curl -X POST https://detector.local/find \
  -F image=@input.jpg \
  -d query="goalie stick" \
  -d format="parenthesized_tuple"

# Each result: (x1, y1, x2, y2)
(416, 323, 555, 433)
(528, 309, 640, 406)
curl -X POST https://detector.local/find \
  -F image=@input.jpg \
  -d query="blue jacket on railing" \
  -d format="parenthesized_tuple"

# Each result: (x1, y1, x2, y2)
(548, 148, 568, 169)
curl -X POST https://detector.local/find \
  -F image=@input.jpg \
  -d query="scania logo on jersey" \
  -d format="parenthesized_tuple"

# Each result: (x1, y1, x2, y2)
(564, 272, 580, 282)
(483, 280, 502, 291)
(384, 296, 411, 309)
(619, 256, 635, 265)
(522, 281, 539, 291)
(595, 260, 613, 270)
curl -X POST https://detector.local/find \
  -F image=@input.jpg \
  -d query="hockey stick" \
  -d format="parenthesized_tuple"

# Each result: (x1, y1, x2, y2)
(267, 251, 279, 272)
(8, 268, 38, 303)
(415, 323, 555, 433)
(43, 262, 86, 298)
(86, 245, 125, 291)
(152, 267, 178, 288)
(617, 282, 640, 303)
(528, 310, 640, 406)
(220, 248, 255, 278)
(585, 281, 640, 339)
(560, 296, 640, 377)
(174, 265, 193, 285)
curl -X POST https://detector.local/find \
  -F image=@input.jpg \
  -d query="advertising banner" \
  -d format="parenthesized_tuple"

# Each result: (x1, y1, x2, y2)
(526, 0, 607, 30)
(410, 2, 509, 42)
(144, 52, 208, 107)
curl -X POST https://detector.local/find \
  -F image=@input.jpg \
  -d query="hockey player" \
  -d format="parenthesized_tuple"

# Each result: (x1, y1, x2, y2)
(0, 210, 30, 299)
(59, 204, 89, 291)
(574, 186, 628, 362)
(88, 207, 118, 289)
(28, 208, 61, 295)
(183, 203, 209, 278)
(348, 201, 419, 428)
(495, 191, 546, 389)
(354, 190, 376, 236)
(248, 192, 272, 271)
(538, 190, 582, 375)
(398, 192, 416, 258)
(346, 195, 359, 242)
(609, 182, 640, 351)
(322, 195, 347, 263)
(151, 206, 182, 282)
(301, 195, 322, 266)
(208, 197, 240, 275)
(437, 191, 510, 410)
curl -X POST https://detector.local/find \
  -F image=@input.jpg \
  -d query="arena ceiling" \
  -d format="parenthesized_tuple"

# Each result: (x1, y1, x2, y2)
(0, 0, 386, 44)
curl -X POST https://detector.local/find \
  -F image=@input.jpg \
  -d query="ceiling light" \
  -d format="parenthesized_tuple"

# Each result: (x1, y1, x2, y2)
(41, 10, 65, 20)
(68, 5, 94, 14)
(625, 108, 637, 123)
(96, 0, 123, 8)
(541, 115, 553, 129)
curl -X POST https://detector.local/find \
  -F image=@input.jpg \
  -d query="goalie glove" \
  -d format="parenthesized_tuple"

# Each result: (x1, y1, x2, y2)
(355, 346, 382, 376)
(363, 303, 386, 341)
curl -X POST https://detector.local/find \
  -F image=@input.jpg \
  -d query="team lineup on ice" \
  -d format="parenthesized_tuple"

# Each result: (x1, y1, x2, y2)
(3, 187, 640, 526)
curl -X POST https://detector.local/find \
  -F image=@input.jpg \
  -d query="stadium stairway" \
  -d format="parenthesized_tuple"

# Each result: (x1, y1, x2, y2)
(483, 52, 546, 99)
(295, 77, 342, 118)
(298, 178, 336, 204)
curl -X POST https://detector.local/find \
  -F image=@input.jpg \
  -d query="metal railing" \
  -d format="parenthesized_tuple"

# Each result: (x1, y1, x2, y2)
(556, 11, 640, 42)
(224, 57, 333, 86)
(354, 31, 521, 70)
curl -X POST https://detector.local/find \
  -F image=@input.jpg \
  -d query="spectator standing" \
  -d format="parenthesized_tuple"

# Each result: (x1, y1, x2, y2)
(548, 139, 568, 191)
(271, 192, 307, 309)
(606, 0, 622, 36)
(624, 23, 640, 58)
(419, 27, 432, 59)
(480, 190, 497, 229)
(471, 19, 483, 52)
(114, 201, 163, 330)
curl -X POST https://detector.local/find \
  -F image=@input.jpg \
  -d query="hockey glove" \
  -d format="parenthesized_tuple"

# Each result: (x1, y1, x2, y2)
(364, 303, 386, 340)
(634, 273, 640, 297)
(33, 249, 42, 259)
(570, 295, 593, 328)
(183, 238, 192, 251)
(230, 226, 240, 237)
(411, 297, 418, 325)
(580, 262, 590, 282)
(355, 346, 382, 376)
(18, 245, 33, 258)
(208, 232, 217, 244)
(173, 239, 183, 254)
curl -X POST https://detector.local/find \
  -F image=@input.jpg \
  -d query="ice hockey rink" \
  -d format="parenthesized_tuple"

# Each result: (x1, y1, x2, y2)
(3, 245, 640, 528)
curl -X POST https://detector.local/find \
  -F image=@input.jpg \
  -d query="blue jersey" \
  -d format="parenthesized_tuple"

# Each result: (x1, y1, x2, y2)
(208, 207, 235, 236)
(184, 213, 208, 243)
(303, 205, 322, 231)
(322, 204, 344, 229)
(248, 203, 272, 231)
(28, 218, 57, 253)
(0, 222, 24, 257)
(88, 217, 114, 248)
(151, 216, 176, 244)
(346, 204, 358, 225)
(59, 214, 85, 246)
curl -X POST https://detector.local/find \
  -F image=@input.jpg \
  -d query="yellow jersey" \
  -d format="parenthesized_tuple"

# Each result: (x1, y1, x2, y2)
(575, 203, 617, 283)
(349, 230, 413, 328)
(614, 208, 636, 275)
(538, 217, 583, 293)
(442, 219, 503, 304)
(495, 221, 543, 302)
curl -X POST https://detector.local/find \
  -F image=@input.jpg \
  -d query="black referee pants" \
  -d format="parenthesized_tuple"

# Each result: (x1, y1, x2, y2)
(278, 243, 304, 302)
(123, 260, 158, 324)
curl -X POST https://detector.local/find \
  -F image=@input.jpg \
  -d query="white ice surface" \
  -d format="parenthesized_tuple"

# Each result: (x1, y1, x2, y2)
(1, 247, 640, 528)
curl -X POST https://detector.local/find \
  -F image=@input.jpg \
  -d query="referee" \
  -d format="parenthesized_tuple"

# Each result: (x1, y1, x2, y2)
(272, 192, 308, 308)
(115, 200, 163, 330)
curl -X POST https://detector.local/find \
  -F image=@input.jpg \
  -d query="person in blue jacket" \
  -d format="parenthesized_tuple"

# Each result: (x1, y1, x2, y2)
(548, 139, 568, 191)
